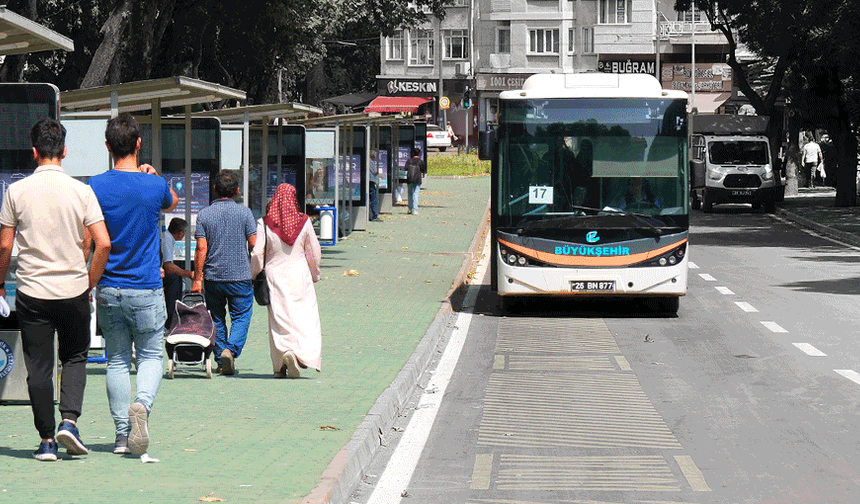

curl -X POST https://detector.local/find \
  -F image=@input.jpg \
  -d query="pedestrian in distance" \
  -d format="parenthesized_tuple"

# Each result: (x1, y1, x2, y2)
(368, 150, 382, 222)
(162, 217, 194, 329)
(192, 170, 257, 376)
(446, 121, 459, 145)
(404, 147, 426, 215)
(0, 118, 111, 461)
(87, 113, 178, 457)
(251, 184, 322, 379)
(801, 134, 822, 189)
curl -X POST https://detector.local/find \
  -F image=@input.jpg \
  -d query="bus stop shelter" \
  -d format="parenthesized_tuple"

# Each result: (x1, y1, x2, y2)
(191, 102, 324, 214)
(0, 6, 74, 55)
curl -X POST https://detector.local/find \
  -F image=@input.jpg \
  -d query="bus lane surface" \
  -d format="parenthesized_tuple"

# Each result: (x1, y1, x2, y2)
(352, 205, 860, 504)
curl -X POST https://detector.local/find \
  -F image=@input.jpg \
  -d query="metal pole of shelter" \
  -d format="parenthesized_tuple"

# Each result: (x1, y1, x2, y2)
(184, 105, 193, 274)
(262, 116, 269, 211)
(242, 110, 250, 207)
(277, 119, 283, 197)
(333, 121, 340, 237)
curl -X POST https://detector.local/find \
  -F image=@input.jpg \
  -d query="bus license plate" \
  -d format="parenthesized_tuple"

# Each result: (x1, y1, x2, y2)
(570, 280, 615, 292)
(731, 190, 753, 196)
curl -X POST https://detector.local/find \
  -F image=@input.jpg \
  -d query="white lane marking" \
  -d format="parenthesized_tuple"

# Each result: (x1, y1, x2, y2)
(793, 343, 826, 357)
(760, 321, 788, 333)
(674, 455, 712, 492)
(715, 286, 734, 295)
(734, 301, 758, 313)
(698, 273, 716, 282)
(688, 261, 699, 269)
(835, 369, 860, 385)
(367, 239, 488, 504)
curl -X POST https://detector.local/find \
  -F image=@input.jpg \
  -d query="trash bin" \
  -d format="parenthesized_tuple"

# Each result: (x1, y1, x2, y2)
(318, 206, 337, 246)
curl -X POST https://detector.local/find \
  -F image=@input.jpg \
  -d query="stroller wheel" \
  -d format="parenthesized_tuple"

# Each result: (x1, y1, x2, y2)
(205, 359, 212, 379)
(167, 359, 175, 379)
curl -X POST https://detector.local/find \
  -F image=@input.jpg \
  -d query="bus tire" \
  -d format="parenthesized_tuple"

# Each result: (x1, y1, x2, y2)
(702, 189, 714, 213)
(659, 296, 680, 314)
(498, 295, 521, 314)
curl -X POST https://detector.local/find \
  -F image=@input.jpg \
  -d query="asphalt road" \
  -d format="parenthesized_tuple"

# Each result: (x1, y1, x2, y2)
(350, 203, 860, 504)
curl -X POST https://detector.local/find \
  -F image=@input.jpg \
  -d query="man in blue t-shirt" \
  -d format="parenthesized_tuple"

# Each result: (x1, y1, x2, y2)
(192, 170, 256, 376)
(88, 114, 178, 457)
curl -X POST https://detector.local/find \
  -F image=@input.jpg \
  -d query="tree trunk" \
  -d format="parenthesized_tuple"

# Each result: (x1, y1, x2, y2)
(80, 0, 135, 88)
(0, 0, 37, 82)
(784, 111, 801, 197)
(833, 114, 858, 207)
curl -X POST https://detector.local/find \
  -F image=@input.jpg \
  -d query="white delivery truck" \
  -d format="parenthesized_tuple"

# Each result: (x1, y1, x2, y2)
(690, 114, 782, 213)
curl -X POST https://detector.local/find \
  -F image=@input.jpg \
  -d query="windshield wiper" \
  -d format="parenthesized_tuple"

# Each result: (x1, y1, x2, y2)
(596, 206, 664, 236)
(515, 207, 664, 236)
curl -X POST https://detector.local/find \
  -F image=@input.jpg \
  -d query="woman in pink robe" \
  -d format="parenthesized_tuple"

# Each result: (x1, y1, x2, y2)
(251, 184, 322, 378)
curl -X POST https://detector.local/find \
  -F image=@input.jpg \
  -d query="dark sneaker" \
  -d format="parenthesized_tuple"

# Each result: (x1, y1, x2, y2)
(33, 440, 58, 461)
(113, 434, 130, 454)
(220, 349, 234, 375)
(128, 402, 149, 456)
(56, 420, 89, 455)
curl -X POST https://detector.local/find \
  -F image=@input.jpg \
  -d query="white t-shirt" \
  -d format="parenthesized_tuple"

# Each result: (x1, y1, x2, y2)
(0, 165, 104, 300)
(802, 141, 822, 164)
(162, 229, 176, 264)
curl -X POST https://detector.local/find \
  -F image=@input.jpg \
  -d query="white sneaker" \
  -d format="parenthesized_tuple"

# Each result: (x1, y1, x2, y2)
(128, 402, 149, 455)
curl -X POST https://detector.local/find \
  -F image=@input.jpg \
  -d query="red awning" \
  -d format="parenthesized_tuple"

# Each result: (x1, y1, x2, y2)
(364, 96, 433, 114)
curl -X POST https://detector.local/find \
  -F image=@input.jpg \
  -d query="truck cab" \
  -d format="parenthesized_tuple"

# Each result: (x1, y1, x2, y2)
(690, 115, 779, 213)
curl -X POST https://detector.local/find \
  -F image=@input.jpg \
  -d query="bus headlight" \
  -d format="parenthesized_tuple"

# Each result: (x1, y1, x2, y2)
(517, 256, 527, 266)
(638, 243, 687, 268)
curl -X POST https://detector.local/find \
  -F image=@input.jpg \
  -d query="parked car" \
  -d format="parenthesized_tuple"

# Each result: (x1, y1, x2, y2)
(426, 124, 452, 152)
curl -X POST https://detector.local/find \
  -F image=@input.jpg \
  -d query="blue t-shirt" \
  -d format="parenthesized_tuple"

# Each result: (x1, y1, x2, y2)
(195, 198, 256, 282)
(88, 170, 173, 289)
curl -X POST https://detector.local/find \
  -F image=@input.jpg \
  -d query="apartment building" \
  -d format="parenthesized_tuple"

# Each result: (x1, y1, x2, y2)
(377, 0, 736, 144)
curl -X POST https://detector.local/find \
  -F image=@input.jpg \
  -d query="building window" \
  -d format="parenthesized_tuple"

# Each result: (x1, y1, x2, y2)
(598, 0, 631, 24)
(529, 29, 559, 54)
(497, 23, 511, 53)
(409, 29, 434, 66)
(452, 0, 468, 6)
(387, 30, 404, 60)
(582, 27, 594, 53)
(444, 29, 469, 59)
(678, 9, 705, 22)
(568, 27, 575, 53)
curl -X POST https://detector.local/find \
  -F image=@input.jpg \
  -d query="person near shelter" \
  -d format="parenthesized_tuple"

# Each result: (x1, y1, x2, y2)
(404, 147, 426, 215)
(0, 118, 111, 461)
(88, 113, 178, 456)
(191, 170, 257, 376)
(368, 151, 382, 222)
(446, 121, 459, 145)
(162, 217, 193, 328)
(801, 135, 822, 188)
(251, 184, 322, 379)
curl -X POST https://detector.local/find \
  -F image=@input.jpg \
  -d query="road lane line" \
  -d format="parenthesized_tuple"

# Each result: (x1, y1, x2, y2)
(835, 369, 860, 385)
(492, 354, 505, 370)
(760, 321, 788, 333)
(734, 301, 758, 313)
(715, 286, 734, 295)
(793, 343, 826, 356)
(367, 241, 487, 504)
(614, 355, 631, 371)
(688, 261, 699, 269)
(674, 455, 712, 492)
(470, 454, 493, 490)
(698, 273, 716, 281)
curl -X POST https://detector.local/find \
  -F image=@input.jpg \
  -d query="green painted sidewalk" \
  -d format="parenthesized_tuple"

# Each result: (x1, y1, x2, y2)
(0, 175, 490, 504)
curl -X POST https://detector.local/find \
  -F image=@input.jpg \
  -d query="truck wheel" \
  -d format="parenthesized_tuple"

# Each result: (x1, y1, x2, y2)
(691, 191, 701, 210)
(764, 196, 776, 213)
(702, 190, 714, 213)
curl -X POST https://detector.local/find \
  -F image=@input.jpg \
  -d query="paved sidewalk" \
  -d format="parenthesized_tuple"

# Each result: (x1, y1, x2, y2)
(0, 175, 490, 504)
(775, 187, 860, 248)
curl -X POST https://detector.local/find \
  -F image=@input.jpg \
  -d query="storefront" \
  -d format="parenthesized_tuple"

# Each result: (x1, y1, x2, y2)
(475, 73, 534, 136)
(661, 63, 733, 114)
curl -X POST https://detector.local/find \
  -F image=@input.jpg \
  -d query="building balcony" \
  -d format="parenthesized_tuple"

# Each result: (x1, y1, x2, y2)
(659, 20, 726, 45)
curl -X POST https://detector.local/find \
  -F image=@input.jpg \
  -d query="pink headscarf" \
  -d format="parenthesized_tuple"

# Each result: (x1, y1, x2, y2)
(263, 184, 308, 246)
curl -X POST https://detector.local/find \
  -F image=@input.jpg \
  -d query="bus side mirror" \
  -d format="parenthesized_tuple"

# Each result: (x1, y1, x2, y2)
(479, 130, 495, 160)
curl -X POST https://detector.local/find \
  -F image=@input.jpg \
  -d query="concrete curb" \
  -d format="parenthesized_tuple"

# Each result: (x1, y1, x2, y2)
(301, 198, 492, 504)
(775, 206, 860, 248)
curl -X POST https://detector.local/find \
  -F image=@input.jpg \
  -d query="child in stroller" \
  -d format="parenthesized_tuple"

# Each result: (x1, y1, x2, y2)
(165, 292, 216, 378)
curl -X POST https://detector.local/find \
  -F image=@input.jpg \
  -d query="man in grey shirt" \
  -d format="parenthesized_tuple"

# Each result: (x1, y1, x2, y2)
(192, 170, 256, 375)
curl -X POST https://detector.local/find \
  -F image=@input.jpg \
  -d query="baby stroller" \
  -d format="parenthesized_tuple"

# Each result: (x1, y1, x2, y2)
(165, 292, 216, 379)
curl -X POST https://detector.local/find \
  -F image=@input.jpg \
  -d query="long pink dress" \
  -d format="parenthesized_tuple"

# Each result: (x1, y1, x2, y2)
(250, 218, 322, 373)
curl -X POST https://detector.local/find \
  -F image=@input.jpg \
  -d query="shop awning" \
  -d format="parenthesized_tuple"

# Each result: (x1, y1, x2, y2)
(363, 96, 433, 114)
(690, 91, 732, 114)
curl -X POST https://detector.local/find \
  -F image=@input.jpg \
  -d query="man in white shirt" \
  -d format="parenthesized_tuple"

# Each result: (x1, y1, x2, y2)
(802, 137, 823, 188)
(0, 118, 111, 461)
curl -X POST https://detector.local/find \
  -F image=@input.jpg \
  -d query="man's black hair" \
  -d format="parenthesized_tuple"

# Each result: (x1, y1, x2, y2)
(213, 170, 240, 198)
(105, 113, 140, 159)
(30, 118, 66, 160)
(167, 217, 188, 234)
(412, 147, 421, 157)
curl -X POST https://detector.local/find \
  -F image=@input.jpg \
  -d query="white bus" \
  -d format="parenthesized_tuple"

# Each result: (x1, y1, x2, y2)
(486, 73, 689, 313)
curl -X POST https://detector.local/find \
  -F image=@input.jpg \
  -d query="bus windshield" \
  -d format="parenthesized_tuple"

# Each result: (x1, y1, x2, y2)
(496, 98, 688, 226)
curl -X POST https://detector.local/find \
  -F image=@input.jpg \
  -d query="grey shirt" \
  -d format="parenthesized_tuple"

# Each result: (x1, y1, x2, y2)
(195, 198, 256, 282)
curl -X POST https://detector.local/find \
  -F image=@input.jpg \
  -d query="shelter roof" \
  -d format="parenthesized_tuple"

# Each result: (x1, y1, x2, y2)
(0, 7, 74, 55)
(190, 102, 323, 123)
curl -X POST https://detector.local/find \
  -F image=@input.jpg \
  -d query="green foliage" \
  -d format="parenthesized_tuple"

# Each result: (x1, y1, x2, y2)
(427, 153, 490, 177)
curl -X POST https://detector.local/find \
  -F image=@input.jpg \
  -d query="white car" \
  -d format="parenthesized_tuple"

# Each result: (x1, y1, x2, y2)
(426, 124, 452, 152)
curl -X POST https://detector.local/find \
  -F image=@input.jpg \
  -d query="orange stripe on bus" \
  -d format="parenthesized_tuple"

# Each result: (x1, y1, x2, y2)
(498, 238, 687, 267)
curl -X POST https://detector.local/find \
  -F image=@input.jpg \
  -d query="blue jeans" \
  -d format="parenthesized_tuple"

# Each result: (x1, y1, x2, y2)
(407, 182, 421, 213)
(369, 181, 379, 219)
(97, 286, 167, 436)
(203, 280, 253, 364)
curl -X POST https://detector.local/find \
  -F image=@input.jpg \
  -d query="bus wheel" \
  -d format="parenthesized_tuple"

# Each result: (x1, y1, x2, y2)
(498, 295, 521, 314)
(702, 190, 714, 213)
(658, 296, 680, 315)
